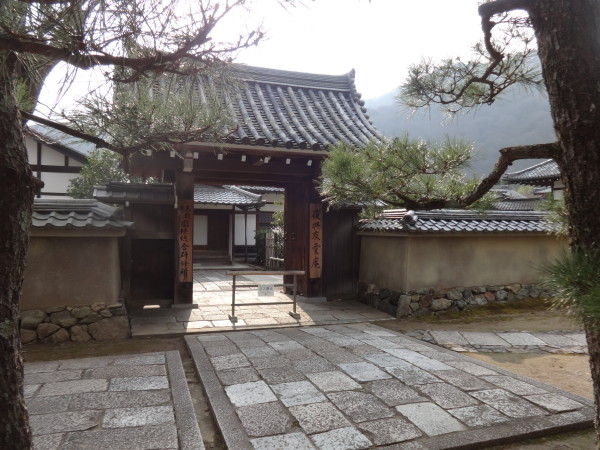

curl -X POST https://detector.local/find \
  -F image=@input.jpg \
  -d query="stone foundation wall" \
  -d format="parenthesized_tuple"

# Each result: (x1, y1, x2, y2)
(357, 281, 554, 318)
(20, 302, 130, 344)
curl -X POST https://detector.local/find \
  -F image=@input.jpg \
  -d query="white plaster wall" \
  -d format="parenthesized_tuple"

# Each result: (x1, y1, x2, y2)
(193, 215, 208, 245)
(25, 137, 38, 163)
(41, 145, 66, 165)
(261, 193, 284, 212)
(40, 172, 78, 194)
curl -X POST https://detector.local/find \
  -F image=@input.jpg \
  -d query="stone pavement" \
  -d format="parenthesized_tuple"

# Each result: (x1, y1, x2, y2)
(130, 268, 393, 336)
(406, 330, 588, 354)
(186, 323, 593, 450)
(25, 351, 202, 450)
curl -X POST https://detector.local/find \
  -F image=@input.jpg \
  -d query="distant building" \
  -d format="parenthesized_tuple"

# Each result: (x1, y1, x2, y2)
(503, 159, 563, 200)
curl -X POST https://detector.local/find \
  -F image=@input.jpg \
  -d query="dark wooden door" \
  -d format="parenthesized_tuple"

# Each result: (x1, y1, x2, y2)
(207, 213, 229, 251)
(130, 239, 174, 308)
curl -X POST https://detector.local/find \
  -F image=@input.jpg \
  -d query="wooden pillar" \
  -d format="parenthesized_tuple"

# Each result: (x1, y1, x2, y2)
(174, 154, 194, 305)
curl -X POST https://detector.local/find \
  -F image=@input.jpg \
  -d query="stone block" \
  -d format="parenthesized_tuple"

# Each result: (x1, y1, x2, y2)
(358, 417, 422, 445)
(496, 289, 509, 301)
(368, 379, 428, 406)
(419, 295, 433, 309)
(70, 325, 91, 342)
(251, 432, 316, 450)
(37, 323, 60, 339)
(524, 393, 585, 412)
(395, 402, 466, 436)
(416, 383, 478, 409)
(306, 371, 361, 392)
(50, 310, 78, 328)
(289, 401, 351, 434)
(48, 328, 70, 344)
(482, 375, 548, 395)
(471, 389, 546, 417)
(328, 391, 394, 423)
(397, 295, 412, 317)
(71, 307, 92, 319)
(102, 405, 174, 428)
(236, 401, 294, 437)
(271, 381, 326, 407)
(484, 292, 496, 303)
(259, 366, 306, 384)
(311, 427, 372, 449)
(292, 357, 337, 374)
(62, 423, 178, 449)
(26, 370, 81, 385)
(339, 362, 391, 382)
(29, 410, 101, 435)
(38, 379, 107, 397)
(216, 367, 260, 386)
(91, 302, 106, 312)
(431, 299, 452, 312)
(210, 354, 250, 371)
(225, 381, 277, 407)
(109, 376, 169, 391)
(21, 328, 38, 344)
(87, 316, 129, 340)
(21, 310, 47, 329)
(448, 405, 511, 427)
(78, 311, 102, 324)
(27, 395, 70, 415)
(446, 289, 463, 301)
(45, 306, 65, 314)
(386, 366, 441, 385)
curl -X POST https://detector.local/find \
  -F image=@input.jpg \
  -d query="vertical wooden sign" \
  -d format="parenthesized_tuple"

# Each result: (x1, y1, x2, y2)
(309, 203, 323, 279)
(178, 199, 193, 282)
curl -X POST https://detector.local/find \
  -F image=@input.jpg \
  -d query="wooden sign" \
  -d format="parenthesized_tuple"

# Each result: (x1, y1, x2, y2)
(309, 203, 323, 279)
(177, 199, 194, 282)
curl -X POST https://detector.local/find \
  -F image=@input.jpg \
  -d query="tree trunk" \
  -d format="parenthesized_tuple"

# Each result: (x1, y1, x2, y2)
(529, 0, 600, 443)
(0, 53, 35, 448)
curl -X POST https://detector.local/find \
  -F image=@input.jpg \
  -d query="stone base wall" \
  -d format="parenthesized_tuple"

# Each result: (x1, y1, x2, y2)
(357, 281, 554, 318)
(20, 302, 130, 344)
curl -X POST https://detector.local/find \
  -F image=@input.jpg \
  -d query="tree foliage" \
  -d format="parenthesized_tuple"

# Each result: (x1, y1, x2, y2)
(320, 136, 494, 210)
(66, 149, 128, 198)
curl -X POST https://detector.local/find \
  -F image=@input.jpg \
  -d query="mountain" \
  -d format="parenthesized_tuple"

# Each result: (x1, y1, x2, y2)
(364, 89, 556, 177)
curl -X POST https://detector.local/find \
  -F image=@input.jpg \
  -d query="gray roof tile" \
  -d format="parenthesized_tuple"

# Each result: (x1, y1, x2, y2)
(94, 182, 175, 204)
(194, 185, 264, 207)
(195, 65, 382, 150)
(32, 199, 132, 230)
(360, 209, 553, 234)
(503, 159, 560, 186)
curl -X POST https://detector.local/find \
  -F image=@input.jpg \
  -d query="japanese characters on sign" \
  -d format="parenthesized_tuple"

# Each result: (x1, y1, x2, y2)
(178, 200, 193, 282)
(309, 203, 323, 279)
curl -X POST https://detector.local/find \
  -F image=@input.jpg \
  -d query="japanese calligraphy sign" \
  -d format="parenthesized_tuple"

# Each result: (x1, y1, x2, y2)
(309, 203, 323, 279)
(177, 200, 194, 282)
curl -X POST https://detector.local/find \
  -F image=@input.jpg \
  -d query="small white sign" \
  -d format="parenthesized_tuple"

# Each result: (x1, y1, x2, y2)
(258, 284, 275, 297)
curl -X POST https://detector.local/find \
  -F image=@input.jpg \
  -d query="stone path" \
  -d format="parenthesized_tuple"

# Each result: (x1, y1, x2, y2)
(186, 323, 593, 450)
(406, 330, 588, 354)
(131, 295, 393, 337)
(25, 351, 202, 450)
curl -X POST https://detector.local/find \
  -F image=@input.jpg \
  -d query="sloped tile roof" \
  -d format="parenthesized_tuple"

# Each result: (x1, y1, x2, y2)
(360, 209, 553, 234)
(26, 124, 95, 158)
(94, 182, 175, 204)
(194, 65, 383, 150)
(503, 159, 560, 186)
(228, 185, 285, 194)
(492, 198, 543, 211)
(32, 199, 133, 229)
(194, 185, 264, 207)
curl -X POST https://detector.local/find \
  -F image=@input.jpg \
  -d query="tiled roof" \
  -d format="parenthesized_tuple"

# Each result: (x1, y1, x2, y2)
(503, 159, 560, 186)
(228, 185, 285, 194)
(193, 65, 383, 150)
(360, 209, 553, 233)
(32, 199, 133, 230)
(94, 182, 175, 205)
(26, 124, 95, 158)
(194, 185, 264, 207)
(492, 198, 543, 211)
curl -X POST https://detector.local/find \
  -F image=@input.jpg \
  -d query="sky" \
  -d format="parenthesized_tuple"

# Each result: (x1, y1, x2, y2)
(36, 0, 484, 116)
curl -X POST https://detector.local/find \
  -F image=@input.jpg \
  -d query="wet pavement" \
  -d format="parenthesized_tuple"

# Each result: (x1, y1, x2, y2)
(185, 323, 593, 449)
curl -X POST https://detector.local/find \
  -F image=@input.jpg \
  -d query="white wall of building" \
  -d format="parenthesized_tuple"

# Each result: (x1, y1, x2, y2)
(235, 214, 256, 245)
(193, 215, 208, 245)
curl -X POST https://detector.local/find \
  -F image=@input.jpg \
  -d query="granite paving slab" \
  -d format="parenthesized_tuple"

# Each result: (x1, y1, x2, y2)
(25, 351, 204, 449)
(409, 329, 589, 354)
(186, 323, 594, 449)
